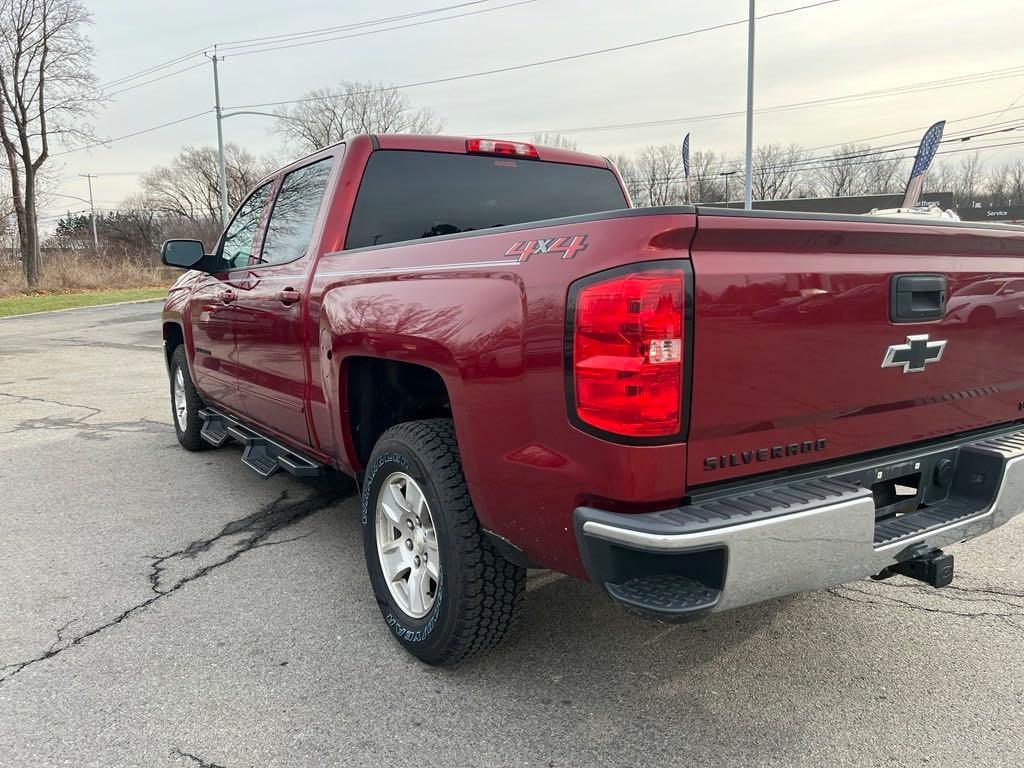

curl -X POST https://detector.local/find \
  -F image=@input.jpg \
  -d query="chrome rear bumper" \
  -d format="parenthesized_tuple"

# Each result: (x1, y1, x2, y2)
(575, 427, 1024, 619)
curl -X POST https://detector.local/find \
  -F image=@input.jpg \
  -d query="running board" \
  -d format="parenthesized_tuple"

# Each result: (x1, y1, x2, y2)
(198, 408, 326, 479)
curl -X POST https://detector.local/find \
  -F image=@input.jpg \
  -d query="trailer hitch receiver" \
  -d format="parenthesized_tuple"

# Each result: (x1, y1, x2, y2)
(872, 546, 954, 588)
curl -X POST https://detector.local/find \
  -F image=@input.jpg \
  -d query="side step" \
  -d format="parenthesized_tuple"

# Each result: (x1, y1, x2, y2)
(605, 575, 721, 623)
(198, 408, 326, 479)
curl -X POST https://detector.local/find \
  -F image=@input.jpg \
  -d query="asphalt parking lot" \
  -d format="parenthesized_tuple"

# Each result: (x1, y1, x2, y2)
(1, 301, 1022, 767)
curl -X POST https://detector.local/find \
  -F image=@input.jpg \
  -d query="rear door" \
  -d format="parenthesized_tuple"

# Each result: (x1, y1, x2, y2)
(687, 210, 1024, 485)
(232, 156, 336, 449)
(187, 182, 272, 413)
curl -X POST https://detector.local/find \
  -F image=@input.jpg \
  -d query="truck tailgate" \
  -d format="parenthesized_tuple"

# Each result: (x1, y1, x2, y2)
(687, 211, 1024, 486)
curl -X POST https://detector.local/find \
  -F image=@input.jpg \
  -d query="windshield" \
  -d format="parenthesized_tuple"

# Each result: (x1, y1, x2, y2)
(955, 280, 1005, 296)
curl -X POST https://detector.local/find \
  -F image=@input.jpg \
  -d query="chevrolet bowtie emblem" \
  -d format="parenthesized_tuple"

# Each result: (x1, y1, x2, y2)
(881, 334, 947, 373)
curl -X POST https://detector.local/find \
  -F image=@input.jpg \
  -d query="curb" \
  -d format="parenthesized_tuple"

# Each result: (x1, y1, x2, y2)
(0, 297, 165, 322)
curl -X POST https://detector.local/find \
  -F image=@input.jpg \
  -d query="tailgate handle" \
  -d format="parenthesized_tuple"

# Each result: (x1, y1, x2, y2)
(890, 274, 946, 323)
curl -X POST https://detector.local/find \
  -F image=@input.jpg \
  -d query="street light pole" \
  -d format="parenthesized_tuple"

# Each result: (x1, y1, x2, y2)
(721, 170, 738, 207)
(79, 173, 99, 249)
(743, 0, 756, 210)
(210, 49, 230, 227)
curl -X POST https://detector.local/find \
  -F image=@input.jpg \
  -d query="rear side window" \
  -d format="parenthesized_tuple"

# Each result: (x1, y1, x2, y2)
(345, 150, 627, 250)
(259, 158, 334, 266)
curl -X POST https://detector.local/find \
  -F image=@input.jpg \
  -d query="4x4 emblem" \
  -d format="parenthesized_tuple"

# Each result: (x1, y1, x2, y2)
(504, 234, 588, 263)
(881, 334, 947, 373)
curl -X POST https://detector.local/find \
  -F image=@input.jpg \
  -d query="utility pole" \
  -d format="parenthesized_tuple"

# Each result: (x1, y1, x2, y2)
(79, 174, 99, 249)
(743, 0, 756, 210)
(209, 48, 230, 227)
(721, 170, 738, 206)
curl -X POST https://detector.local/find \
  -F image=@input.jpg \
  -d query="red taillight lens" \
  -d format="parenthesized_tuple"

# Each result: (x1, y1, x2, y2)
(571, 267, 685, 438)
(466, 138, 540, 158)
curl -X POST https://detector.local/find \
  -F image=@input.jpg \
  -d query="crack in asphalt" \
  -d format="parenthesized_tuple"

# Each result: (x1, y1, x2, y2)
(0, 415, 169, 437)
(47, 617, 82, 655)
(0, 391, 101, 422)
(872, 579, 1024, 610)
(827, 579, 1024, 628)
(61, 337, 163, 353)
(0, 480, 350, 685)
(171, 747, 230, 768)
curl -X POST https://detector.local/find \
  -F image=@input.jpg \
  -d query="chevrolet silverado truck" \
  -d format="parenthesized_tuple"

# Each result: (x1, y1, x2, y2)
(160, 134, 1024, 665)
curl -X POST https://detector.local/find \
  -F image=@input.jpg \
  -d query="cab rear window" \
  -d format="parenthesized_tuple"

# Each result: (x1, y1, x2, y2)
(345, 150, 627, 250)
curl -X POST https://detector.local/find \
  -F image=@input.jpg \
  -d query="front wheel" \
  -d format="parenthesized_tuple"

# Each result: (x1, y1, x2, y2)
(169, 346, 207, 452)
(361, 419, 526, 665)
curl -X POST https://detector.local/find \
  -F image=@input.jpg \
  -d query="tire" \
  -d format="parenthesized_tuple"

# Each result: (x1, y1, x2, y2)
(969, 306, 996, 326)
(169, 346, 207, 452)
(361, 419, 526, 665)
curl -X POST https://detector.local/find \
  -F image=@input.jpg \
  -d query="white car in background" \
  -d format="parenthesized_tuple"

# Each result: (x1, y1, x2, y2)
(947, 277, 1024, 324)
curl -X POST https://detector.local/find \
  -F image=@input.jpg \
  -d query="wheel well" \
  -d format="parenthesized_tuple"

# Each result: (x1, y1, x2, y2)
(163, 322, 184, 367)
(346, 357, 452, 467)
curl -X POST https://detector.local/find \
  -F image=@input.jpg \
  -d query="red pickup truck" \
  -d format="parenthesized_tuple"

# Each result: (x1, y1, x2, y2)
(161, 134, 1024, 665)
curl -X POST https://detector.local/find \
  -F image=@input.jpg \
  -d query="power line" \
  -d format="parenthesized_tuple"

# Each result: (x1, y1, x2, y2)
(88, 0, 515, 96)
(220, 0, 535, 58)
(736, 123, 1024, 176)
(93, 48, 208, 93)
(52, 111, 212, 157)
(104, 62, 208, 99)
(640, 135, 1024, 188)
(226, 0, 840, 110)
(217, 0, 502, 51)
(801, 110, 1024, 154)
(484, 65, 1024, 137)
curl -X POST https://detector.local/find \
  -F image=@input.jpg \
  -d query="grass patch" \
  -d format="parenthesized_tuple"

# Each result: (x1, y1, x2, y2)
(0, 287, 168, 318)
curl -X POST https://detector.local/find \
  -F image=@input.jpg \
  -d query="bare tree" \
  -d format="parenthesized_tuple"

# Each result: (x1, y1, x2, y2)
(689, 150, 730, 203)
(815, 144, 871, 197)
(531, 133, 579, 151)
(923, 160, 955, 198)
(607, 153, 643, 204)
(0, 170, 13, 258)
(634, 144, 684, 207)
(0, 0, 97, 287)
(950, 152, 984, 207)
(751, 143, 810, 201)
(1006, 158, 1024, 204)
(139, 144, 273, 224)
(274, 81, 443, 155)
(986, 163, 1011, 205)
(863, 152, 905, 196)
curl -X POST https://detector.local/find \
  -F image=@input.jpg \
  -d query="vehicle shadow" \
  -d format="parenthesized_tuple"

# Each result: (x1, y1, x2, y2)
(326, 488, 828, 693)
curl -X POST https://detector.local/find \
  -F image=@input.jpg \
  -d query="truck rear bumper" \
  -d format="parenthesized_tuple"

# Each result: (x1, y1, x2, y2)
(574, 426, 1024, 622)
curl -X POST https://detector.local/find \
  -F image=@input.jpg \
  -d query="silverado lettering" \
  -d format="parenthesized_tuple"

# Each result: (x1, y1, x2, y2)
(159, 133, 1024, 666)
(704, 439, 828, 471)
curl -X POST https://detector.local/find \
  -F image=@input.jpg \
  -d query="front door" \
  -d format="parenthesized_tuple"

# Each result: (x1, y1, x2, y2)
(233, 156, 335, 449)
(187, 182, 272, 415)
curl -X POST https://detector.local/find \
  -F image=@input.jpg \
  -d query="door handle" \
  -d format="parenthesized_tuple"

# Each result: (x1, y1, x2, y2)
(218, 290, 237, 304)
(277, 288, 301, 305)
(890, 274, 946, 323)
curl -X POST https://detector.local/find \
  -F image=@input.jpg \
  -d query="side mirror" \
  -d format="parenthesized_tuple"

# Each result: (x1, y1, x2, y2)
(161, 239, 206, 270)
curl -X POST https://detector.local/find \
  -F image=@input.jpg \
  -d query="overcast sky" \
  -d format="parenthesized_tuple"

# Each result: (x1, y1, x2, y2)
(45, 0, 1024, 221)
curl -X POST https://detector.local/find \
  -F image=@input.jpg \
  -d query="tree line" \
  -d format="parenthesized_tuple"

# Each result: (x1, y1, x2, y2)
(48, 117, 1024, 261)
(4, 0, 1024, 287)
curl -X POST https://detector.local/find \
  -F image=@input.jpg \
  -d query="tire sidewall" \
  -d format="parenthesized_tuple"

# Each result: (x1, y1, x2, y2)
(170, 347, 204, 450)
(170, 349, 189, 443)
(361, 437, 460, 659)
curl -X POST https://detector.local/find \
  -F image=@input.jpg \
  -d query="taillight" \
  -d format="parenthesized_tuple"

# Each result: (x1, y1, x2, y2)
(569, 264, 686, 439)
(466, 138, 540, 159)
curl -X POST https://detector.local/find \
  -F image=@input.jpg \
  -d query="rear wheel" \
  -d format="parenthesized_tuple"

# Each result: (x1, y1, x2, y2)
(170, 346, 207, 452)
(969, 306, 997, 326)
(361, 419, 526, 665)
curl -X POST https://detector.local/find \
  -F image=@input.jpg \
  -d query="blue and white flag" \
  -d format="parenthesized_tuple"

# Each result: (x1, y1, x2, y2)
(681, 132, 692, 203)
(901, 120, 945, 209)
